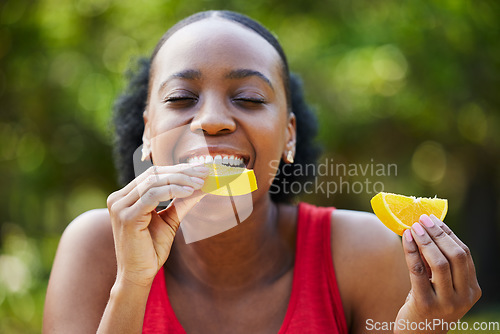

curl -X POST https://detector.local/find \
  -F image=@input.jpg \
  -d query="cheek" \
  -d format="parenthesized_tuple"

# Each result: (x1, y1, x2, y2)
(149, 116, 192, 166)
(147, 88, 198, 165)
(245, 110, 288, 187)
(249, 108, 285, 146)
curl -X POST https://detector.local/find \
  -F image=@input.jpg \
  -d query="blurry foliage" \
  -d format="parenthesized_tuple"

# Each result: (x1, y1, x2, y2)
(0, 0, 499, 332)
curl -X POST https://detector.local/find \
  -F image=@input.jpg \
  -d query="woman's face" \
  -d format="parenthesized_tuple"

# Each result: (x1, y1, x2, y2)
(144, 18, 295, 198)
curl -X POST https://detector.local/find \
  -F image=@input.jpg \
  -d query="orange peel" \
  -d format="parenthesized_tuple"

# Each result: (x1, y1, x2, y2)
(370, 192, 448, 236)
(201, 163, 257, 196)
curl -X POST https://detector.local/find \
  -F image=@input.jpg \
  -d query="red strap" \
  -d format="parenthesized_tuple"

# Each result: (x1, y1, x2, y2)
(279, 202, 347, 333)
(143, 268, 185, 333)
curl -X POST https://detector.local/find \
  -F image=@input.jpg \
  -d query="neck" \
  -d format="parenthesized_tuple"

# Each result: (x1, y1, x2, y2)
(166, 195, 295, 292)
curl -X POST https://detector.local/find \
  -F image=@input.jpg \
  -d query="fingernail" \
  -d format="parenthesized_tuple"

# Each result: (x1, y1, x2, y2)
(429, 214, 443, 226)
(404, 229, 413, 242)
(420, 214, 434, 228)
(412, 223, 425, 236)
(183, 186, 194, 192)
(190, 177, 205, 185)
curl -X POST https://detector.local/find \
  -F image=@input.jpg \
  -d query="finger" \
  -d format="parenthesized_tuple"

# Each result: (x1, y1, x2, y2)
(119, 163, 209, 196)
(402, 229, 434, 300)
(430, 214, 479, 288)
(136, 173, 205, 197)
(121, 173, 205, 207)
(411, 223, 454, 297)
(419, 214, 470, 292)
(418, 248, 432, 280)
(153, 190, 207, 239)
(128, 184, 196, 217)
(159, 190, 206, 223)
(147, 211, 179, 264)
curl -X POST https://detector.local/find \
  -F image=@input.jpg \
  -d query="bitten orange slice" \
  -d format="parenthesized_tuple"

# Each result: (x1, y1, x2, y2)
(201, 163, 258, 196)
(370, 192, 448, 236)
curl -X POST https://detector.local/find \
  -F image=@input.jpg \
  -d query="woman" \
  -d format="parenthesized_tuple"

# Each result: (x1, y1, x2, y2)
(43, 10, 481, 334)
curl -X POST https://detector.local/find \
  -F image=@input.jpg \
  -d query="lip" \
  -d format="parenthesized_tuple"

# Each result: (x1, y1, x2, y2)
(177, 146, 252, 168)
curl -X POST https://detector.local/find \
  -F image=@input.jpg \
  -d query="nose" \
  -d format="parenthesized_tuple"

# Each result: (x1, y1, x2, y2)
(190, 97, 236, 135)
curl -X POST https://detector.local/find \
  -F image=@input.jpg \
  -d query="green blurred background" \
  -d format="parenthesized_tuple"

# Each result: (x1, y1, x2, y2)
(1, 0, 499, 332)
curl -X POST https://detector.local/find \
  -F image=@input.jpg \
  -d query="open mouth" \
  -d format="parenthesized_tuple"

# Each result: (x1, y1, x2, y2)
(182, 154, 248, 168)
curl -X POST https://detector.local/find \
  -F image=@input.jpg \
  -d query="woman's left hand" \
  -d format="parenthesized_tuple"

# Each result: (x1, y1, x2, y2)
(395, 214, 481, 334)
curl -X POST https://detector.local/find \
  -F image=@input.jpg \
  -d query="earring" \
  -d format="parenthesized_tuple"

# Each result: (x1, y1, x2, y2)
(287, 151, 294, 164)
(141, 146, 151, 162)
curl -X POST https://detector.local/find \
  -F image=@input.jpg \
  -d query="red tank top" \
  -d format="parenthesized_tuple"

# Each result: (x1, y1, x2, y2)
(143, 202, 348, 333)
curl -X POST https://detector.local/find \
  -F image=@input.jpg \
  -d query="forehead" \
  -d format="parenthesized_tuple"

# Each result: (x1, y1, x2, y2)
(151, 18, 283, 83)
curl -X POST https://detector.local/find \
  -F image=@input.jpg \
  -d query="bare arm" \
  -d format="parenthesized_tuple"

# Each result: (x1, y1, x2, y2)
(43, 209, 117, 333)
(97, 279, 152, 333)
(42, 208, 161, 333)
(331, 210, 411, 334)
(43, 164, 209, 333)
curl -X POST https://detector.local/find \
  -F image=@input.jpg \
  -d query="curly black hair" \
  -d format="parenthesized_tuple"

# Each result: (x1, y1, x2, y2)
(112, 10, 321, 203)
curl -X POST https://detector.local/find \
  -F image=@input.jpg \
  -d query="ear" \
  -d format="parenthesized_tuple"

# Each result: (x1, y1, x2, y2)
(283, 112, 297, 162)
(141, 110, 152, 161)
(142, 110, 151, 144)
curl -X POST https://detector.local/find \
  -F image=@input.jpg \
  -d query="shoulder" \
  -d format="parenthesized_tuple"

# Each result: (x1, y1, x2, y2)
(57, 208, 116, 266)
(55, 207, 116, 282)
(331, 209, 402, 257)
(330, 209, 404, 291)
(330, 209, 410, 331)
(44, 209, 116, 333)
(62, 208, 114, 249)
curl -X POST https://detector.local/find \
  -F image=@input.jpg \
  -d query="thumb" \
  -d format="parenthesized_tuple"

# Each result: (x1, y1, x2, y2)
(158, 190, 206, 224)
(147, 191, 206, 265)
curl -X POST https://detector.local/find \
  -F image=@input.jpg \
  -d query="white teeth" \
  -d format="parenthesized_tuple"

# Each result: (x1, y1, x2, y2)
(186, 154, 245, 166)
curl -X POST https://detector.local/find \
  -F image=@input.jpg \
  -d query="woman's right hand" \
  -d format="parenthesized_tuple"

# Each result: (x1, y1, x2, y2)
(106, 163, 209, 287)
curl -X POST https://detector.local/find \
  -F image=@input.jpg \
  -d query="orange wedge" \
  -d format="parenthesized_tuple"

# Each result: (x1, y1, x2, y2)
(370, 192, 448, 236)
(201, 163, 257, 196)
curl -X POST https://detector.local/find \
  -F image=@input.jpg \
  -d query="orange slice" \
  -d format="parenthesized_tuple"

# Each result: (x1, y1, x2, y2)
(370, 192, 448, 236)
(201, 163, 258, 196)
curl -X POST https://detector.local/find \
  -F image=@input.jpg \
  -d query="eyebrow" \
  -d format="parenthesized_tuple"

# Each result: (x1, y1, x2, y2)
(157, 68, 274, 92)
(225, 69, 274, 91)
(158, 69, 202, 92)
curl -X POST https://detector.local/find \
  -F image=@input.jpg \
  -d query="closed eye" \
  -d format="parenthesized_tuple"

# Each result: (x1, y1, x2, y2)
(235, 98, 265, 103)
(162, 95, 198, 108)
(164, 96, 197, 102)
(232, 97, 266, 109)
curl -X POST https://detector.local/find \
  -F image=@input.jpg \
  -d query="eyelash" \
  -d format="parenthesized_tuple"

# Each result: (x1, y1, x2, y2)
(161, 95, 266, 109)
(162, 96, 198, 108)
(163, 96, 197, 102)
(233, 97, 265, 104)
